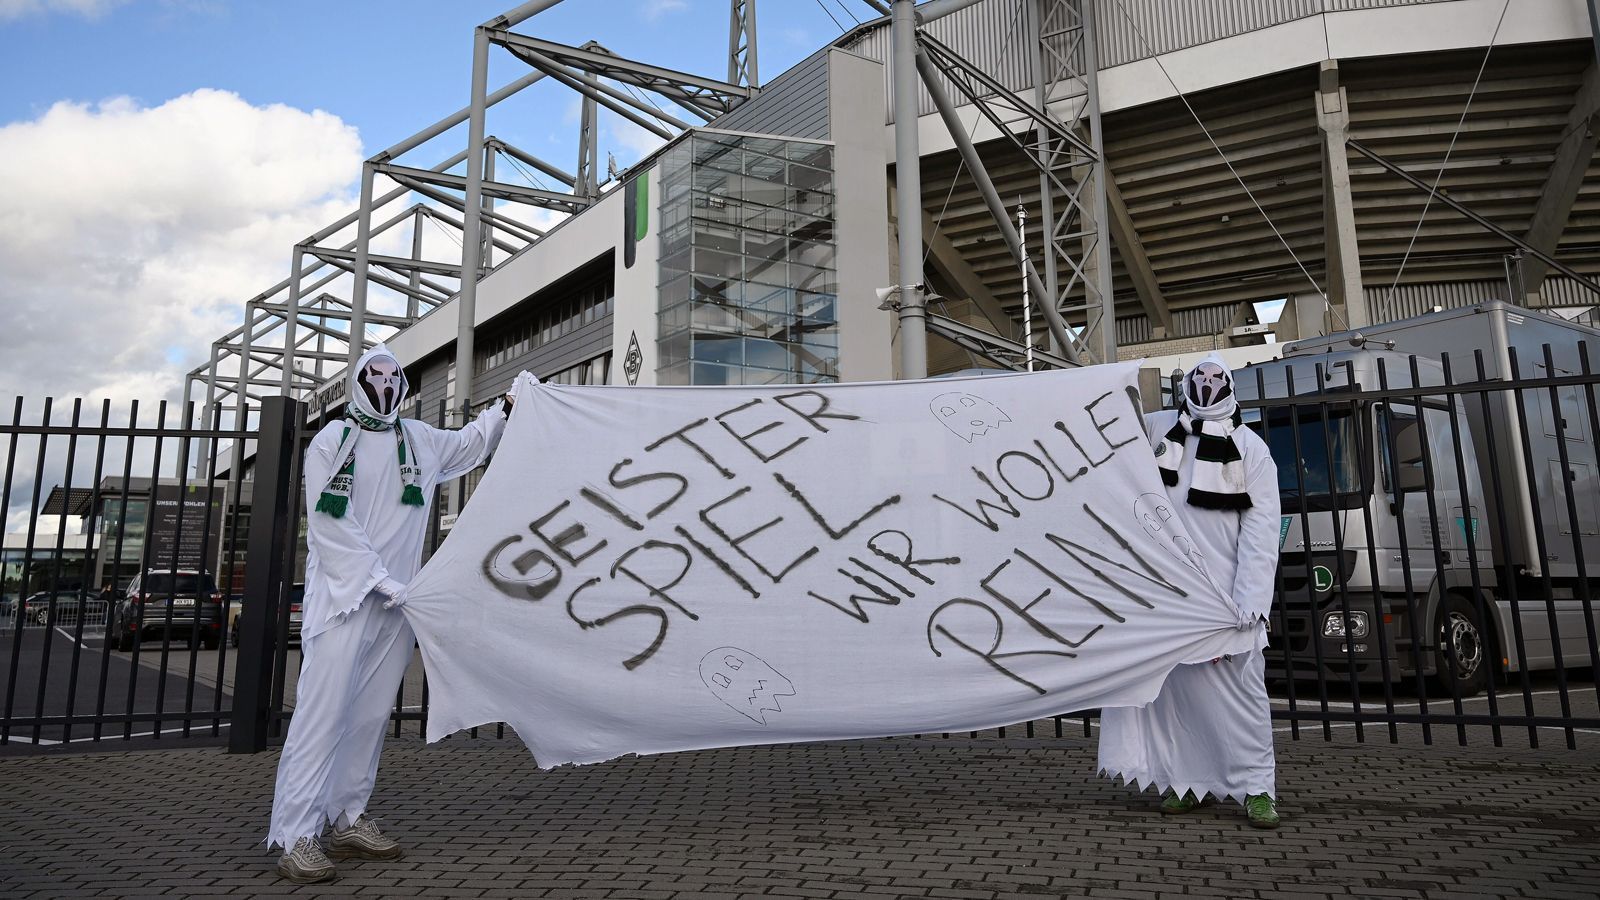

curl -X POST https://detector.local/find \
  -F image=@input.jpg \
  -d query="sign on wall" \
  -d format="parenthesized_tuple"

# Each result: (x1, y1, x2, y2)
(147, 485, 222, 573)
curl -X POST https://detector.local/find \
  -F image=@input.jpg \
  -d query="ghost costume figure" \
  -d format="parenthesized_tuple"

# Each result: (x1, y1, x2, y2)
(268, 344, 515, 882)
(1097, 354, 1284, 827)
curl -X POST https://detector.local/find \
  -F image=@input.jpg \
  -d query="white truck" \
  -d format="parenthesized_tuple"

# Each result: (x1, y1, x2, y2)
(1233, 301, 1600, 696)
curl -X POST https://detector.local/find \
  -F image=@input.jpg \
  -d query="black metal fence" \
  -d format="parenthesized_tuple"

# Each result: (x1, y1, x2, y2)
(4, 343, 1599, 752)
(0, 397, 254, 747)
(1236, 341, 1600, 748)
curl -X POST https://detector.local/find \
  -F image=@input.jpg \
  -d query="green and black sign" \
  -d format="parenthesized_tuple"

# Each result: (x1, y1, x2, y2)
(622, 170, 649, 269)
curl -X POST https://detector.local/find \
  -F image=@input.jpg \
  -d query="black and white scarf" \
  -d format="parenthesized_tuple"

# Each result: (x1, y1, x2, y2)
(1156, 356, 1251, 510)
(316, 344, 424, 518)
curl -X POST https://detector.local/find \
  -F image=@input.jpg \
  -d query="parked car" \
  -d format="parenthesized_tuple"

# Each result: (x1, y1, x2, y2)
(23, 590, 93, 626)
(229, 584, 305, 648)
(106, 569, 223, 651)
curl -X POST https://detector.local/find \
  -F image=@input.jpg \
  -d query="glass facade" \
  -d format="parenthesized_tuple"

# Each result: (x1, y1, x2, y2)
(657, 131, 839, 386)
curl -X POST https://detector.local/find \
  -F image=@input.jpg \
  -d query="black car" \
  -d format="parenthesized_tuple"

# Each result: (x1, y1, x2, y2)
(229, 584, 306, 648)
(107, 570, 224, 651)
(22, 590, 93, 626)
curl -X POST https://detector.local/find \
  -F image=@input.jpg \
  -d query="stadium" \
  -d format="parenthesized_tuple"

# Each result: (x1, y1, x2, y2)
(186, 0, 1600, 480)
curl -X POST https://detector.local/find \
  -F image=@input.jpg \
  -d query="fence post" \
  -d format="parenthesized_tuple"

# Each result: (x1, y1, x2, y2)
(229, 396, 302, 753)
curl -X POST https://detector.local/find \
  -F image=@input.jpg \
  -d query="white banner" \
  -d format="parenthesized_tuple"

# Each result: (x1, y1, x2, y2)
(401, 364, 1257, 767)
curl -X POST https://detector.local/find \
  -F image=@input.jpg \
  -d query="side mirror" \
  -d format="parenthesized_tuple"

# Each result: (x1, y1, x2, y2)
(1395, 462, 1428, 492)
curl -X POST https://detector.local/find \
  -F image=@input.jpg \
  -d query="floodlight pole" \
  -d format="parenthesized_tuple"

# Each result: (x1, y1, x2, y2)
(891, 0, 927, 380)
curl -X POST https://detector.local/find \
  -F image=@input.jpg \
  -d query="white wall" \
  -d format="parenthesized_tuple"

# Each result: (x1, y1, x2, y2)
(830, 49, 895, 383)
(611, 165, 662, 385)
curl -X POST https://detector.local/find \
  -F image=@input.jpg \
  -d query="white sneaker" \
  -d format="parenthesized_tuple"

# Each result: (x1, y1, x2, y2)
(327, 814, 405, 861)
(276, 835, 337, 883)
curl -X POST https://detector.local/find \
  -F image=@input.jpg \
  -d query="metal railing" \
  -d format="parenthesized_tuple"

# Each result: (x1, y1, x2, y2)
(1236, 342, 1600, 747)
(0, 397, 256, 747)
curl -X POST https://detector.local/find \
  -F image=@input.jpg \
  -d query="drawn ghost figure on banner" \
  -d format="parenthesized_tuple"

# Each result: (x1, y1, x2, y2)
(699, 647, 796, 725)
(1134, 491, 1208, 577)
(931, 392, 1012, 443)
(1186, 361, 1232, 409)
(361, 355, 407, 417)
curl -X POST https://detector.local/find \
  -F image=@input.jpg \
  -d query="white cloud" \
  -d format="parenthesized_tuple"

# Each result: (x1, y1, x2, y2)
(641, 0, 687, 22)
(605, 112, 669, 171)
(0, 89, 363, 407)
(0, 0, 127, 20)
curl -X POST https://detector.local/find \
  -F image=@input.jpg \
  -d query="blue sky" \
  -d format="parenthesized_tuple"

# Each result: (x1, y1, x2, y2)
(0, 1, 889, 530)
(0, 0, 888, 408)
(0, 0, 878, 160)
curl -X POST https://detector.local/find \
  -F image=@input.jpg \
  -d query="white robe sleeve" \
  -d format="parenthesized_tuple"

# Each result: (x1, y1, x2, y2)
(1230, 437, 1282, 621)
(303, 428, 392, 605)
(423, 403, 509, 485)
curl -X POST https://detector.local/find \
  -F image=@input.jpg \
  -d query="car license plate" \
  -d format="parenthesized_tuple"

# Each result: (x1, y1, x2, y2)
(172, 598, 194, 607)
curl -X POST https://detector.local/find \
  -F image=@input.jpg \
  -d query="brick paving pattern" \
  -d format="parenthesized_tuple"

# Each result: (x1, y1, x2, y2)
(1, 732, 1597, 898)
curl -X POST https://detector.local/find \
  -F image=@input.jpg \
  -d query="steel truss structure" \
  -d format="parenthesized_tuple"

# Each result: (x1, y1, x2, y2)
(189, 0, 1164, 462)
(188, 0, 1600, 433)
(914, 0, 1114, 367)
(189, 0, 1121, 435)
(186, 1, 763, 441)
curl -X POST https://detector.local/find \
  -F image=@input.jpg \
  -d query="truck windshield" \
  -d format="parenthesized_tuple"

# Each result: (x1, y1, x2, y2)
(1246, 405, 1367, 511)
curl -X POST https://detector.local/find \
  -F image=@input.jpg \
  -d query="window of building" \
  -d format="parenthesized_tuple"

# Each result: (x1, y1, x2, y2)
(473, 269, 616, 376)
(656, 132, 839, 386)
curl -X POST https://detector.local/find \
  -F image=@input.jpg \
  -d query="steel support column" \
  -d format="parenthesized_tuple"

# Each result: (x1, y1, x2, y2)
(891, 0, 928, 380)
(408, 208, 424, 320)
(345, 163, 378, 372)
(1078, 0, 1115, 363)
(1317, 61, 1368, 329)
(280, 247, 305, 393)
(728, 0, 758, 88)
(455, 24, 493, 426)
(577, 73, 600, 199)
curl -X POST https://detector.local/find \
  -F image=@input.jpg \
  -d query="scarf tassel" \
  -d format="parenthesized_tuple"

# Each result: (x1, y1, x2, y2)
(315, 492, 349, 518)
(401, 484, 425, 506)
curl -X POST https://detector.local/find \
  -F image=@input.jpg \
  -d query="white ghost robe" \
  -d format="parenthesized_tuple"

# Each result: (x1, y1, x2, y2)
(267, 405, 508, 849)
(1097, 409, 1282, 804)
(298, 409, 507, 640)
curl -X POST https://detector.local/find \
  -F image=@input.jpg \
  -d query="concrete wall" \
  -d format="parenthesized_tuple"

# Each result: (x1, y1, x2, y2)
(829, 49, 895, 383)
(612, 163, 661, 385)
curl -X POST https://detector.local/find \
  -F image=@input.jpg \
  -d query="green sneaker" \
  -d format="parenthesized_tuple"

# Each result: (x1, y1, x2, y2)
(1160, 789, 1203, 814)
(1245, 793, 1281, 828)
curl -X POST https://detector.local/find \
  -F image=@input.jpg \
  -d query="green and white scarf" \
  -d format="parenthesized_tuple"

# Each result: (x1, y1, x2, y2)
(314, 415, 424, 518)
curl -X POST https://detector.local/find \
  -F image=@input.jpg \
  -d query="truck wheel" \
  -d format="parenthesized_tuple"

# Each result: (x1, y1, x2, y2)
(1434, 594, 1488, 697)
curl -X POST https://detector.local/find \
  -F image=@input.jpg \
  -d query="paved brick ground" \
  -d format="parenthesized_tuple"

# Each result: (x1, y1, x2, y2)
(1, 731, 1596, 899)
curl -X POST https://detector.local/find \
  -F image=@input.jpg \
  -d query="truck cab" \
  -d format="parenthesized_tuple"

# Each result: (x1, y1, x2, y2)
(1236, 348, 1495, 696)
